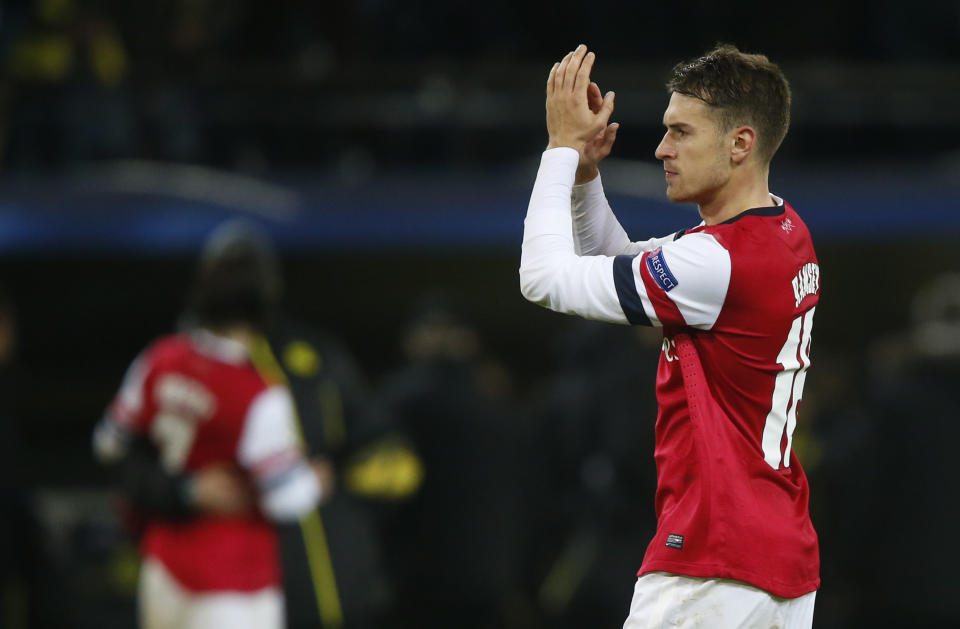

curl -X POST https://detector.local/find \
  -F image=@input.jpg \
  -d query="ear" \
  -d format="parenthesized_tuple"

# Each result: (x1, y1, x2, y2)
(730, 126, 757, 164)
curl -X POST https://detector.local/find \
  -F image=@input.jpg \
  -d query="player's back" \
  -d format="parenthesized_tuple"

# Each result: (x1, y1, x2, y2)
(142, 332, 268, 472)
(691, 203, 819, 463)
(120, 332, 284, 592)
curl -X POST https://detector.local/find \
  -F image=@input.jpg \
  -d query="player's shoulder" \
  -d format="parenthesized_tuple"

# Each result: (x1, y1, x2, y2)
(152, 331, 265, 384)
(775, 201, 817, 259)
(777, 200, 811, 231)
(658, 229, 731, 269)
(137, 332, 194, 368)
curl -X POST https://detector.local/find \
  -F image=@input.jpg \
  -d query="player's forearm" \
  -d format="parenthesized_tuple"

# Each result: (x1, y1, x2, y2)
(571, 172, 633, 255)
(571, 172, 680, 256)
(520, 147, 579, 306)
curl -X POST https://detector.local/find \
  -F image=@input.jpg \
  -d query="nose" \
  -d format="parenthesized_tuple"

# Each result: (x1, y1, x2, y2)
(655, 132, 674, 161)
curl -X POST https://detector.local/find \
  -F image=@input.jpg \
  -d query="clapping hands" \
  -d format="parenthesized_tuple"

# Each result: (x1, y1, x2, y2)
(545, 44, 619, 183)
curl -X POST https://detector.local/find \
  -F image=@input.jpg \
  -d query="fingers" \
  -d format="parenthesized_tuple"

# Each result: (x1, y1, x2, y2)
(597, 90, 616, 126)
(584, 122, 619, 161)
(547, 45, 613, 150)
(603, 122, 620, 150)
(559, 45, 588, 91)
(587, 81, 602, 113)
(574, 50, 595, 92)
(564, 45, 587, 91)
(546, 62, 559, 95)
(554, 45, 600, 95)
(556, 50, 574, 90)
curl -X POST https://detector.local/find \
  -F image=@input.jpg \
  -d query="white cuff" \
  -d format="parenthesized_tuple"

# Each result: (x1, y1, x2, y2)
(260, 461, 321, 522)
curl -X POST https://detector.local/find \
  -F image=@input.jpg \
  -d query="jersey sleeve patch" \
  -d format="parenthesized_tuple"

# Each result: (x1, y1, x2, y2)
(646, 248, 679, 292)
(638, 233, 731, 330)
(638, 255, 686, 328)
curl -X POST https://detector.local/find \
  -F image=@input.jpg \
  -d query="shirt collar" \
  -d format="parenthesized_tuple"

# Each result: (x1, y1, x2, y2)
(190, 329, 250, 365)
(717, 193, 786, 225)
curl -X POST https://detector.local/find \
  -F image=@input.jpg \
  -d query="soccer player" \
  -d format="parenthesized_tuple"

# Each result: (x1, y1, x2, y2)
(520, 44, 820, 627)
(93, 233, 334, 629)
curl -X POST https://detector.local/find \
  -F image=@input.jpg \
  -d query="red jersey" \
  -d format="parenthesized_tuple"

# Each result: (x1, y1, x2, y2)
(521, 148, 821, 599)
(105, 331, 305, 592)
(625, 206, 821, 598)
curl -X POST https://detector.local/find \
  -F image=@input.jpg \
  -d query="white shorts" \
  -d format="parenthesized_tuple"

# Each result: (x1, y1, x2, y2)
(139, 558, 284, 629)
(623, 572, 816, 629)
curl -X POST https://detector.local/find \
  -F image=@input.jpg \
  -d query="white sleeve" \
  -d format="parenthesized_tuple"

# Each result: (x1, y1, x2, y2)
(237, 386, 321, 522)
(623, 233, 732, 330)
(571, 172, 679, 256)
(520, 148, 732, 329)
(520, 148, 632, 324)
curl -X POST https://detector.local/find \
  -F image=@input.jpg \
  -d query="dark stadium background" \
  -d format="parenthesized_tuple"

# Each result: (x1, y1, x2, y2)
(1, 1, 959, 627)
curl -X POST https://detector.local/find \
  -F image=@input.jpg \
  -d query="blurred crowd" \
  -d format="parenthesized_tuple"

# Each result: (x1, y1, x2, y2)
(2, 0, 959, 170)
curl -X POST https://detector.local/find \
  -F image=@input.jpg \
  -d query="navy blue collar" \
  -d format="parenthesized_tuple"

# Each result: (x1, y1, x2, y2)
(719, 204, 785, 225)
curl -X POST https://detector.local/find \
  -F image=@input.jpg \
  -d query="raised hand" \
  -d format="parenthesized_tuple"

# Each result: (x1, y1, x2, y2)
(545, 45, 615, 158)
(576, 81, 620, 183)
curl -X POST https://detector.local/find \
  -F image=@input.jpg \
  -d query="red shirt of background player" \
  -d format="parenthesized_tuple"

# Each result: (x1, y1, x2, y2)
(106, 333, 305, 592)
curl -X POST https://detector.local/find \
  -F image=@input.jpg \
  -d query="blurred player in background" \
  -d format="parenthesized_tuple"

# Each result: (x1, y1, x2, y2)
(96, 220, 420, 629)
(93, 229, 335, 629)
(213, 223, 422, 629)
(520, 44, 820, 627)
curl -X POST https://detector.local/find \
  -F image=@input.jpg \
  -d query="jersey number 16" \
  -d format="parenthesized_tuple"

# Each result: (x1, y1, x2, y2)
(761, 308, 815, 470)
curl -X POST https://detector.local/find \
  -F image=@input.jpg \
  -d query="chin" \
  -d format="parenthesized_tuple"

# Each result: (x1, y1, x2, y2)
(665, 185, 689, 203)
(666, 183, 704, 205)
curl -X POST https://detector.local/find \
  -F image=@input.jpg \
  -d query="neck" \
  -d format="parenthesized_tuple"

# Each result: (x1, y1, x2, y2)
(698, 167, 774, 225)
